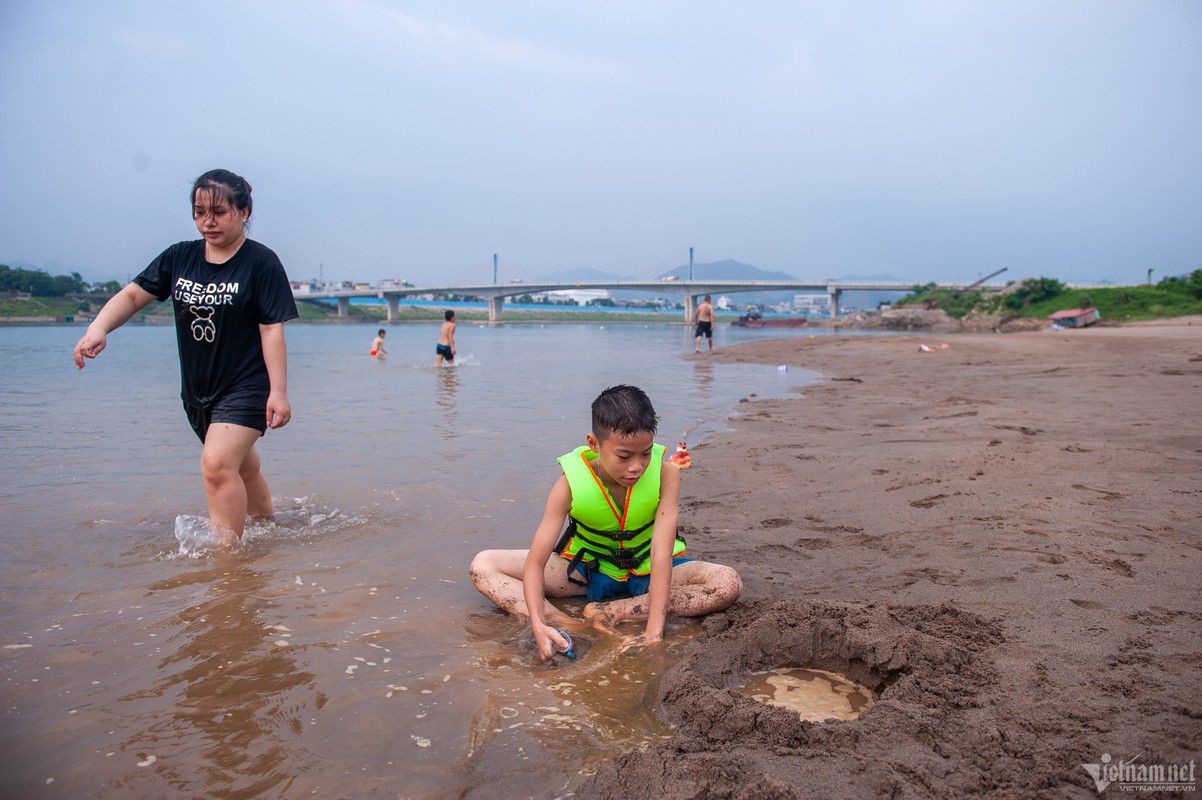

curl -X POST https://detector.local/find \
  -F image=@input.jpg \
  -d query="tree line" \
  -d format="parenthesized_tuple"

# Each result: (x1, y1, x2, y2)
(0, 265, 122, 297)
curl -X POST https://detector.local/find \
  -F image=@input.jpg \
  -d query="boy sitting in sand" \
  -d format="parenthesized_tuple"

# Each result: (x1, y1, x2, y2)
(470, 385, 742, 659)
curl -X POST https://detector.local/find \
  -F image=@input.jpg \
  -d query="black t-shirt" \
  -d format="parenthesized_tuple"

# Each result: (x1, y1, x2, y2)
(134, 239, 299, 408)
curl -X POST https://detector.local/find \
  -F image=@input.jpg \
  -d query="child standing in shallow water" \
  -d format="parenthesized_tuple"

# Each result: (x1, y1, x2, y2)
(370, 329, 388, 358)
(470, 385, 742, 660)
(72, 168, 298, 545)
(435, 310, 456, 365)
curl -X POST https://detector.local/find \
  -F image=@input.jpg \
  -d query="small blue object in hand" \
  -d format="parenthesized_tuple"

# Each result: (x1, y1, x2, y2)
(534, 628, 576, 659)
(555, 628, 576, 659)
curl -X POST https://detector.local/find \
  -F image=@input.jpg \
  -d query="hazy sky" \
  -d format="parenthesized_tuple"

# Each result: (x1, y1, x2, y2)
(2, 1, 1199, 286)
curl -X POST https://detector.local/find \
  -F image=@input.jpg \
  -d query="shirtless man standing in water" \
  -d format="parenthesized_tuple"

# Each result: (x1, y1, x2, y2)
(435, 310, 456, 366)
(694, 295, 715, 353)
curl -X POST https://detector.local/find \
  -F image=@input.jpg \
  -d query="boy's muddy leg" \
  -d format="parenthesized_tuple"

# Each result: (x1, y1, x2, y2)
(468, 549, 584, 628)
(583, 562, 743, 628)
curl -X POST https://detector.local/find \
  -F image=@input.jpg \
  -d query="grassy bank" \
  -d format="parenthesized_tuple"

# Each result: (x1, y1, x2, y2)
(896, 275, 1202, 323)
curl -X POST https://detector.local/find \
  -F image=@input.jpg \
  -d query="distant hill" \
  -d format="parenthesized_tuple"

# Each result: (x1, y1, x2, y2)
(540, 267, 626, 282)
(656, 259, 800, 283)
(542, 260, 907, 310)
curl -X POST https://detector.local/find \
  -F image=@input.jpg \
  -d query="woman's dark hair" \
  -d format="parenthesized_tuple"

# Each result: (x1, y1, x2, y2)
(592, 385, 658, 441)
(191, 169, 253, 219)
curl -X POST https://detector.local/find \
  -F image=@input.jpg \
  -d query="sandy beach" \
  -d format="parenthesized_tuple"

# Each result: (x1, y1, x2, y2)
(584, 322, 1202, 798)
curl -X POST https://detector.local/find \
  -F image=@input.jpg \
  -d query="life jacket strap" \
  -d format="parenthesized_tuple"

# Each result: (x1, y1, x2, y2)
(555, 517, 657, 583)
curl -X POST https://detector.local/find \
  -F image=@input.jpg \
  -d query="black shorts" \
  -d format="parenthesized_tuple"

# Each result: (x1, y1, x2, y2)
(184, 390, 268, 443)
(694, 320, 713, 338)
(436, 343, 454, 362)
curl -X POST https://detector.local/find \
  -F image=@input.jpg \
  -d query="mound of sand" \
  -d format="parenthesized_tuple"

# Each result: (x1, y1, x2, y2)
(582, 325, 1202, 798)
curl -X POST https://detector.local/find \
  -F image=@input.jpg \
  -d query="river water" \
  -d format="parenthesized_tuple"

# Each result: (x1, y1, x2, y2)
(1, 319, 829, 799)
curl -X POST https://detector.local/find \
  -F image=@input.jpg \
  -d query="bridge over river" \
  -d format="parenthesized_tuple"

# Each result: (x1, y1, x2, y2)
(296, 278, 1033, 322)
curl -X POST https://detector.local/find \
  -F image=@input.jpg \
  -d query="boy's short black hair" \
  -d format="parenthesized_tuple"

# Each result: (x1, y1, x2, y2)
(377, 329, 386, 336)
(592, 385, 658, 441)
(445, 310, 455, 321)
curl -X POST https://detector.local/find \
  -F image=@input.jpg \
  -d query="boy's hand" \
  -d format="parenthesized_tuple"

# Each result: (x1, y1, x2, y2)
(532, 624, 571, 661)
(619, 631, 662, 654)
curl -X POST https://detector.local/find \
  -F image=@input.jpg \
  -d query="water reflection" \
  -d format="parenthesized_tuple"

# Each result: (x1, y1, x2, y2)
(435, 367, 460, 436)
(693, 360, 715, 404)
(119, 562, 319, 798)
(455, 608, 690, 790)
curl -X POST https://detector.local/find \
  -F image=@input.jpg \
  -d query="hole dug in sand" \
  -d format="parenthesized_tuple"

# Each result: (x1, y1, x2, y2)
(647, 598, 1001, 745)
(580, 600, 1003, 799)
(735, 667, 874, 722)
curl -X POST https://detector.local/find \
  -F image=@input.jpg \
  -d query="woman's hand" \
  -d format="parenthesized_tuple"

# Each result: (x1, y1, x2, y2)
(266, 391, 291, 429)
(73, 327, 108, 368)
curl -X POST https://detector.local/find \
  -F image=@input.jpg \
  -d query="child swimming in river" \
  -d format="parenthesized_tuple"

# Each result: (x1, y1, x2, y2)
(470, 385, 742, 660)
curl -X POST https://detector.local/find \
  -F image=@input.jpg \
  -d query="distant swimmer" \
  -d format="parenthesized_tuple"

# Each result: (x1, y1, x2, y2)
(469, 385, 742, 660)
(370, 328, 388, 358)
(694, 294, 715, 353)
(72, 169, 298, 546)
(435, 310, 456, 366)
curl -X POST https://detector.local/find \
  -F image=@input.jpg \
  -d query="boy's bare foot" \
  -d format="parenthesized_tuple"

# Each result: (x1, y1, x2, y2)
(582, 602, 620, 635)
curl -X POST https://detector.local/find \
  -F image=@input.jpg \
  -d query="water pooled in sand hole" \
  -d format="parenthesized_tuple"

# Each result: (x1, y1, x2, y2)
(736, 668, 874, 722)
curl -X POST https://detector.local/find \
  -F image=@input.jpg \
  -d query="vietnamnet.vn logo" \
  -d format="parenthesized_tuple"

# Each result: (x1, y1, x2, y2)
(1082, 753, 1197, 793)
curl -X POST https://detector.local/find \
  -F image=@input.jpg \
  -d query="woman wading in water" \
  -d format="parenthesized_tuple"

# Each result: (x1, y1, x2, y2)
(73, 169, 298, 545)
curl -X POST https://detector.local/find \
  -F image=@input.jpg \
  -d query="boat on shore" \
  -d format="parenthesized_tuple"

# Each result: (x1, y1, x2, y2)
(731, 310, 808, 328)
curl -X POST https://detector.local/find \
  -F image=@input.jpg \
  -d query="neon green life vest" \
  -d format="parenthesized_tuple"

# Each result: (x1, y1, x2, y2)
(555, 443, 687, 582)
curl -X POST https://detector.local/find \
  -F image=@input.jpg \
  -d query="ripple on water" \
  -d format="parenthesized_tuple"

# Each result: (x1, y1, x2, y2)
(170, 497, 366, 558)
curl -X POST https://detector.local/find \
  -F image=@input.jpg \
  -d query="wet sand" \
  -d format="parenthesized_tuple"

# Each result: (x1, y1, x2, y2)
(583, 322, 1202, 798)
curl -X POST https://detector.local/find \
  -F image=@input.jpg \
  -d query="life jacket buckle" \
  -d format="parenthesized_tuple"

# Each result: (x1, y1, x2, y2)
(610, 547, 642, 570)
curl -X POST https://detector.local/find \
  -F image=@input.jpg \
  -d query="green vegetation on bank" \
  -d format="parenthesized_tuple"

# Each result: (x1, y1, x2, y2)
(895, 271, 1202, 322)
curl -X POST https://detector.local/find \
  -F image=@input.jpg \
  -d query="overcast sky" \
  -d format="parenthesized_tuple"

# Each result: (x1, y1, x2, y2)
(2, 1, 1199, 287)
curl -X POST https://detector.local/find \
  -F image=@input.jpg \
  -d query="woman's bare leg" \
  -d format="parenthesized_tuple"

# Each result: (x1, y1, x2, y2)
(200, 423, 264, 543)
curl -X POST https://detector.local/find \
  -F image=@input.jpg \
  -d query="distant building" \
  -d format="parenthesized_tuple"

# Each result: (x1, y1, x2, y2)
(534, 288, 611, 305)
(1048, 308, 1101, 328)
(715, 296, 732, 310)
(793, 294, 829, 315)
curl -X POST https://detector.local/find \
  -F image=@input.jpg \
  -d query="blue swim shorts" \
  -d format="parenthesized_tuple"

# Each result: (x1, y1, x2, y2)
(575, 557, 694, 603)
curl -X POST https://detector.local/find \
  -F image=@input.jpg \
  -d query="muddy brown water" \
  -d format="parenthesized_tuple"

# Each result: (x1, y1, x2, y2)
(1, 321, 837, 798)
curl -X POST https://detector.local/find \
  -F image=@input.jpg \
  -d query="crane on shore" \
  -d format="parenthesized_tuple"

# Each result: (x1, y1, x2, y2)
(925, 268, 1009, 309)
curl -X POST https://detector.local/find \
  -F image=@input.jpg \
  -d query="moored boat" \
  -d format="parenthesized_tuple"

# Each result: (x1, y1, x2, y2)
(731, 310, 807, 328)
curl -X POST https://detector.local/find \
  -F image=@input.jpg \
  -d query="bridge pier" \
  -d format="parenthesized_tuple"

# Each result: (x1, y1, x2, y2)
(827, 288, 841, 319)
(684, 295, 696, 324)
(337, 297, 350, 317)
(384, 294, 399, 322)
(487, 296, 504, 322)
